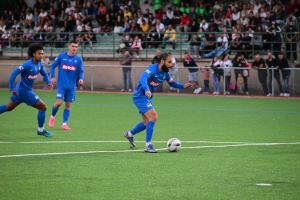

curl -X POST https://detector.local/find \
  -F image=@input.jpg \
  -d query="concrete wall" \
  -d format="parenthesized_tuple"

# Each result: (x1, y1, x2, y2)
(0, 60, 297, 95)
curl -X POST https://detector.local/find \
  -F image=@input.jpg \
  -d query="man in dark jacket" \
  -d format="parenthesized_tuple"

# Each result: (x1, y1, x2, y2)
(251, 54, 269, 96)
(276, 53, 291, 96)
(183, 52, 201, 93)
(120, 50, 133, 92)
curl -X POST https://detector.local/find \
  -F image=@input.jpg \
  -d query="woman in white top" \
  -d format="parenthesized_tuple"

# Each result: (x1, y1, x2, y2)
(25, 11, 33, 27)
(210, 56, 222, 94)
(0, 20, 6, 33)
(231, 7, 240, 27)
(220, 54, 232, 94)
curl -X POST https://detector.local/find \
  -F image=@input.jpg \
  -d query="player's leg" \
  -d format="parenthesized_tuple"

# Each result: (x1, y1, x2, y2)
(143, 109, 158, 153)
(61, 89, 75, 130)
(32, 100, 54, 137)
(0, 100, 21, 114)
(49, 88, 65, 128)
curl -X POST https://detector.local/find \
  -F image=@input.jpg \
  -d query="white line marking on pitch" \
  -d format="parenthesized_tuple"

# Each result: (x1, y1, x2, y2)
(256, 183, 272, 186)
(0, 142, 299, 158)
(0, 142, 13, 144)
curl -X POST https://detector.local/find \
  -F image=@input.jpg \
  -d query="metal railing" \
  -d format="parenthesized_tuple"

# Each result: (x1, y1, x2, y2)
(0, 64, 299, 96)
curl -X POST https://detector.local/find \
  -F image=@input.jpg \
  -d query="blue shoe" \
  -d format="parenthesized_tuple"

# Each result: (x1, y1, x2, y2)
(144, 144, 157, 153)
(124, 132, 136, 147)
(37, 129, 54, 137)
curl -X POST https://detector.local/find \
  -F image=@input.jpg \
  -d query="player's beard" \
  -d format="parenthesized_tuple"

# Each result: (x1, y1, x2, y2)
(161, 64, 169, 72)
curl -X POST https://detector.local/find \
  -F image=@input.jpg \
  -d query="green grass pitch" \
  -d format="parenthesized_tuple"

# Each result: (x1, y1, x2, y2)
(0, 90, 300, 200)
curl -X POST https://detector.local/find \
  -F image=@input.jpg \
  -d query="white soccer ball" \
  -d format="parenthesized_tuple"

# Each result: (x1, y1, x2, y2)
(167, 138, 181, 152)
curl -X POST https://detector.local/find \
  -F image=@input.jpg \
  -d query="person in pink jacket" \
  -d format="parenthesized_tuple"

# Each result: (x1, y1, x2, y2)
(131, 36, 143, 58)
(200, 67, 210, 94)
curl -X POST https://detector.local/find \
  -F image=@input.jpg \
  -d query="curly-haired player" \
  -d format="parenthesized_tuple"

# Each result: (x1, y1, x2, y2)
(0, 43, 54, 137)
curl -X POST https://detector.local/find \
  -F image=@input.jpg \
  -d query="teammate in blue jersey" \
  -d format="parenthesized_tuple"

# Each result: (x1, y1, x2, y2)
(0, 43, 54, 137)
(48, 40, 84, 130)
(124, 53, 194, 153)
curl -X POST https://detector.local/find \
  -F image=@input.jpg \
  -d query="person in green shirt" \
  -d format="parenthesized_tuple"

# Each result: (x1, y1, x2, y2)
(179, 2, 186, 13)
(185, 2, 191, 14)
(196, 2, 207, 18)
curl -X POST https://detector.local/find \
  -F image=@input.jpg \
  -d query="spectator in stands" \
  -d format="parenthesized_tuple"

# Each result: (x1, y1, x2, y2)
(65, 15, 76, 32)
(173, 6, 183, 25)
(200, 19, 208, 31)
(147, 24, 160, 48)
(10, 27, 22, 47)
(0, 20, 6, 34)
(266, 52, 283, 96)
(58, 10, 68, 27)
(251, 54, 269, 96)
(248, 34, 263, 57)
(267, 21, 281, 59)
(204, 33, 228, 58)
(188, 19, 199, 41)
(224, 6, 232, 28)
(277, 53, 291, 96)
(286, 12, 297, 25)
(210, 56, 221, 94)
(162, 24, 176, 49)
(116, 39, 126, 55)
(130, 35, 142, 58)
(25, 10, 33, 28)
(166, 7, 174, 22)
(228, 33, 242, 55)
(241, 33, 251, 58)
(189, 7, 198, 20)
(189, 34, 201, 58)
(44, 26, 55, 46)
(123, 7, 132, 19)
(1, 27, 11, 47)
(147, 13, 156, 25)
(56, 26, 68, 47)
(35, 25, 46, 44)
(137, 14, 147, 25)
(160, 13, 170, 27)
(220, 54, 232, 94)
(183, 52, 202, 94)
(176, 12, 191, 34)
(231, 7, 240, 27)
(21, 26, 34, 47)
(57, 0, 67, 16)
(140, 19, 149, 32)
(105, 14, 113, 28)
(155, 19, 165, 35)
(34, 0, 41, 10)
(120, 50, 133, 92)
(12, 20, 20, 30)
(285, 21, 297, 63)
(198, 36, 206, 58)
(65, 3, 75, 15)
(41, 0, 50, 11)
(38, 8, 48, 25)
(214, 5, 226, 27)
(275, 5, 286, 26)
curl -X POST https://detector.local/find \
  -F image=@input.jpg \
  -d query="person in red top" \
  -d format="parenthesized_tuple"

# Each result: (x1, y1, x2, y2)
(176, 12, 191, 34)
(155, 8, 163, 19)
(285, 0, 299, 13)
(224, 7, 232, 27)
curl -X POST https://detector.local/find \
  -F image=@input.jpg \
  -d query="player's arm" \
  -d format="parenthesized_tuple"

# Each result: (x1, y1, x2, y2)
(49, 55, 61, 84)
(9, 65, 29, 93)
(166, 73, 193, 89)
(140, 69, 152, 98)
(78, 58, 85, 85)
(40, 65, 53, 89)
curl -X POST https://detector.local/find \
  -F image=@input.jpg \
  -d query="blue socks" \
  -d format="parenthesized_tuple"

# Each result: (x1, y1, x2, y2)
(130, 122, 146, 135)
(52, 106, 59, 117)
(37, 110, 46, 128)
(0, 105, 7, 114)
(146, 121, 155, 143)
(63, 109, 70, 123)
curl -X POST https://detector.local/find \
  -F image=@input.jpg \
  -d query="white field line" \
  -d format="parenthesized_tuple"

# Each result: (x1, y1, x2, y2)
(0, 142, 299, 158)
(18, 140, 244, 144)
(0, 142, 13, 144)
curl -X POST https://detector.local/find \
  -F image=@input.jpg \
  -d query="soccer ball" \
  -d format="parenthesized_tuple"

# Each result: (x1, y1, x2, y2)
(167, 138, 181, 152)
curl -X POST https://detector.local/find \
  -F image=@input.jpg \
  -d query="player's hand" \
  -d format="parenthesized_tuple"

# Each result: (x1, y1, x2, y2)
(11, 90, 17, 95)
(78, 79, 84, 86)
(145, 91, 152, 98)
(48, 83, 53, 90)
(184, 83, 194, 88)
(51, 78, 56, 85)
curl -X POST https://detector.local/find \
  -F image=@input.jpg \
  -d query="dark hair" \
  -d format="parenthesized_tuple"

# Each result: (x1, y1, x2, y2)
(69, 40, 78, 44)
(159, 53, 171, 62)
(27, 43, 43, 58)
(221, 54, 228, 61)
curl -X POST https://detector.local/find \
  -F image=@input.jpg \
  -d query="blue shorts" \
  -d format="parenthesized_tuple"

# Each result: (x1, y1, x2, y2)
(11, 91, 40, 106)
(56, 88, 76, 102)
(133, 97, 154, 115)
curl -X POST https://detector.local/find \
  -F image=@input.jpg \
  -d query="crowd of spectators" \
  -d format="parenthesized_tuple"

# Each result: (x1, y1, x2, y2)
(0, 0, 299, 61)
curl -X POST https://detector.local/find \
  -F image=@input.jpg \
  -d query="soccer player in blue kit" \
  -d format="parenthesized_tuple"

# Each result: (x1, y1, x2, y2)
(0, 43, 54, 137)
(48, 40, 84, 130)
(124, 53, 194, 153)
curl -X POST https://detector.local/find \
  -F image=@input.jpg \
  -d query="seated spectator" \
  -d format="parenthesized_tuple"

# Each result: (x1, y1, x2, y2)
(188, 19, 199, 41)
(130, 19, 139, 31)
(189, 34, 201, 58)
(34, 25, 46, 43)
(176, 12, 191, 34)
(224, 6, 232, 27)
(123, 7, 132, 19)
(10, 27, 23, 47)
(108, 3, 119, 21)
(0, 20, 6, 34)
(200, 19, 208, 31)
(116, 39, 127, 54)
(160, 13, 170, 27)
(140, 33, 147, 49)
(123, 22, 132, 33)
(21, 26, 34, 47)
(228, 33, 243, 55)
(82, 14, 92, 28)
(155, 8, 163, 20)
(213, 5, 226, 26)
(140, 19, 149, 32)
(204, 33, 228, 58)
(166, 7, 173, 22)
(44, 26, 56, 45)
(49, 7, 56, 20)
(57, 0, 67, 16)
(25, 10, 34, 27)
(130, 35, 142, 58)
(65, 15, 76, 32)
(19, 11, 26, 26)
(155, 19, 165, 35)
(241, 33, 252, 58)
(161, 24, 176, 49)
(189, 7, 198, 20)
(56, 26, 68, 47)
(82, 26, 96, 49)
(12, 20, 20, 30)
(196, 2, 207, 19)
(137, 14, 148, 25)
(205, 33, 216, 52)
(38, 8, 48, 25)
(147, 24, 160, 48)
(173, 6, 183, 25)
(58, 10, 68, 28)
(231, 7, 240, 27)
(105, 14, 113, 28)
(275, 5, 286, 26)
(1, 27, 11, 47)
(147, 13, 156, 25)
(114, 22, 124, 35)
(65, 3, 75, 15)
(285, 12, 296, 25)
(198, 36, 207, 58)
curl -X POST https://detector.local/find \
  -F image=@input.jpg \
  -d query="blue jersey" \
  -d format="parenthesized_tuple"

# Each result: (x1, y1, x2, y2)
(50, 52, 84, 90)
(9, 59, 51, 92)
(133, 64, 174, 98)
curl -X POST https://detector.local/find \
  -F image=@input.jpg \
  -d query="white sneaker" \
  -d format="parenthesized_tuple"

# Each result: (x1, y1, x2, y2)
(136, 55, 139, 58)
(280, 93, 284, 96)
(267, 93, 272, 96)
(193, 89, 197, 93)
(120, 89, 125, 92)
(213, 92, 216, 94)
(246, 92, 249, 95)
(215, 92, 220, 95)
(194, 88, 202, 94)
(284, 93, 290, 97)
(128, 89, 132, 92)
